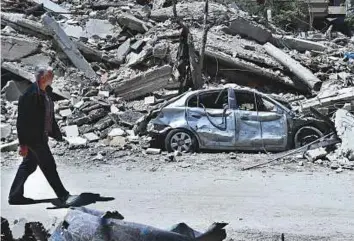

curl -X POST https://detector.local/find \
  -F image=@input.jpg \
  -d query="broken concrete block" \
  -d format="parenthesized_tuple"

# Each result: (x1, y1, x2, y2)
(330, 162, 340, 169)
(109, 136, 126, 147)
(108, 128, 125, 137)
(32, 0, 70, 15)
(64, 125, 79, 137)
(83, 132, 100, 142)
(0, 140, 19, 152)
(116, 39, 131, 63)
(117, 14, 149, 33)
(98, 91, 110, 98)
(227, 17, 272, 44)
(335, 109, 354, 160)
(21, 53, 52, 67)
(114, 65, 172, 100)
(110, 105, 119, 114)
(65, 137, 87, 148)
(83, 19, 116, 39)
(74, 100, 85, 109)
(304, 147, 328, 162)
(126, 47, 152, 67)
(131, 39, 145, 52)
(144, 96, 155, 105)
(42, 14, 97, 79)
(2, 80, 25, 102)
(59, 109, 72, 118)
(1, 123, 12, 139)
(1, 36, 40, 61)
(153, 42, 168, 59)
(146, 148, 161, 155)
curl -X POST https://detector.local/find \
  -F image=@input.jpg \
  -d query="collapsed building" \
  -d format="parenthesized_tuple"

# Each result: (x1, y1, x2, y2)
(0, 0, 353, 170)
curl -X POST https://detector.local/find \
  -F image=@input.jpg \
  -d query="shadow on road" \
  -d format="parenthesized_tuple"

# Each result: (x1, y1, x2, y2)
(32, 193, 114, 209)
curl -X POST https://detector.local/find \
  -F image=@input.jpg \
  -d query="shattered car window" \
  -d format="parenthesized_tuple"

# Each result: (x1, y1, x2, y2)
(235, 91, 256, 111)
(257, 97, 277, 112)
(188, 90, 228, 109)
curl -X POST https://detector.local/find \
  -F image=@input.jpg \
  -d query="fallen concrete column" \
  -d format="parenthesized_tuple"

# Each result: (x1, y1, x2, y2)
(263, 42, 322, 91)
(114, 65, 172, 100)
(1, 36, 40, 61)
(301, 87, 354, 112)
(204, 50, 303, 91)
(226, 17, 272, 44)
(272, 35, 327, 52)
(42, 14, 97, 79)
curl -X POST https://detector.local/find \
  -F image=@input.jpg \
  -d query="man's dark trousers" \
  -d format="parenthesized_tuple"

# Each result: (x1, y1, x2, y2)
(9, 143, 69, 200)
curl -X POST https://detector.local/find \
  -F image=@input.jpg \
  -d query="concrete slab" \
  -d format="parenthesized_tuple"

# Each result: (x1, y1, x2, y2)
(21, 53, 52, 67)
(63, 125, 79, 137)
(83, 19, 116, 39)
(1, 36, 40, 61)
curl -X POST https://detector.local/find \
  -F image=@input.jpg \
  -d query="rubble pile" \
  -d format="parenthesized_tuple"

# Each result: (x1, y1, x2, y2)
(1, 0, 353, 167)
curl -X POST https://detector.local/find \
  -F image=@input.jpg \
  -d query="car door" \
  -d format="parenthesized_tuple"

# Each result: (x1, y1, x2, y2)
(234, 90, 288, 151)
(185, 88, 236, 149)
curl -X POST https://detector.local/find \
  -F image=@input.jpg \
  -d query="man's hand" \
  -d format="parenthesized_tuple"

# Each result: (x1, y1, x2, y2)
(19, 145, 28, 157)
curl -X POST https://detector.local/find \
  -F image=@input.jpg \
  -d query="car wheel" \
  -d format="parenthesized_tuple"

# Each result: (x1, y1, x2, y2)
(165, 129, 197, 153)
(294, 126, 323, 148)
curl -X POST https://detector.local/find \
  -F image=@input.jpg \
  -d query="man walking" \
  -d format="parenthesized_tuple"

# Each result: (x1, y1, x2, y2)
(8, 66, 78, 206)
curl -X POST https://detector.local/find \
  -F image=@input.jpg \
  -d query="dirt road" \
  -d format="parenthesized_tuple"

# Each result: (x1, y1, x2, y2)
(1, 158, 354, 240)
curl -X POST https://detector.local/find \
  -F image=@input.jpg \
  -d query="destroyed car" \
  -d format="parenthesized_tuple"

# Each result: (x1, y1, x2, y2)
(148, 86, 331, 152)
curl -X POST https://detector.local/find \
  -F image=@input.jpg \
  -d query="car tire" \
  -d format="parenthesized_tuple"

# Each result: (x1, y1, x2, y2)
(293, 125, 324, 148)
(165, 129, 198, 153)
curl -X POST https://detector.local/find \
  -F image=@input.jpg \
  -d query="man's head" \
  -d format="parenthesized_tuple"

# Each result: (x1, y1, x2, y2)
(35, 66, 54, 89)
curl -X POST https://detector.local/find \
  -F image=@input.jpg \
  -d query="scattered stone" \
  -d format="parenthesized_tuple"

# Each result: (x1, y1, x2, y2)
(65, 136, 87, 148)
(74, 100, 85, 109)
(64, 125, 79, 137)
(174, 150, 182, 157)
(98, 91, 110, 98)
(2, 80, 26, 102)
(330, 162, 340, 170)
(83, 132, 100, 142)
(315, 159, 323, 165)
(335, 167, 343, 173)
(229, 152, 237, 160)
(110, 105, 119, 114)
(116, 38, 131, 63)
(144, 96, 155, 105)
(152, 42, 168, 59)
(1, 123, 12, 139)
(165, 154, 176, 162)
(59, 109, 72, 118)
(0, 140, 19, 152)
(304, 147, 328, 162)
(109, 136, 126, 147)
(146, 148, 161, 155)
(298, 161, 304, 166)
(131, 39, 145, 52)
(108, 128, 125, 137)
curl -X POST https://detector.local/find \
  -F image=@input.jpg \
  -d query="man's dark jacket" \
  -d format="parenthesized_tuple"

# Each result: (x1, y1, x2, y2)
(17, 83, 62, 146)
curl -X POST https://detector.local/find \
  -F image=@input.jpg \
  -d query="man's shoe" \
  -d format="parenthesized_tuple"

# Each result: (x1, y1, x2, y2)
(9, 196, 35, 205)
(60, 194, 80, 206)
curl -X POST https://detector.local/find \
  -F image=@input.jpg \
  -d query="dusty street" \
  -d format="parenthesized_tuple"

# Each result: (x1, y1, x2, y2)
(1, 150, 354, 241)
